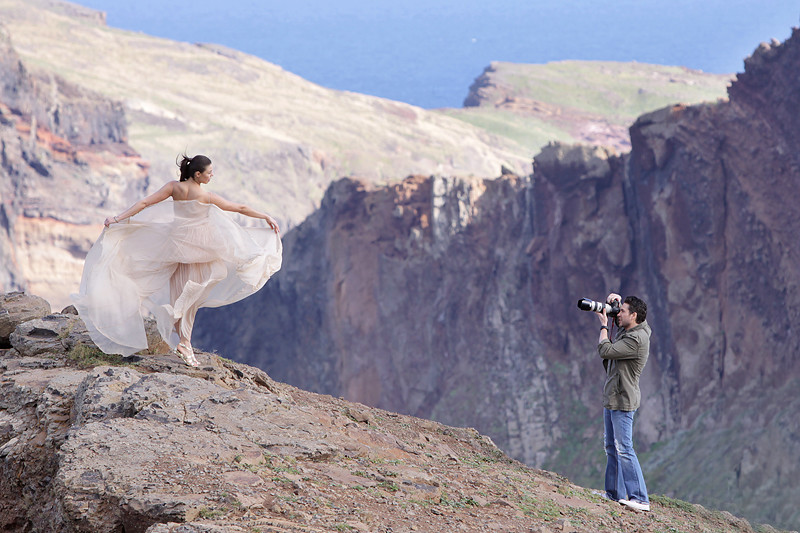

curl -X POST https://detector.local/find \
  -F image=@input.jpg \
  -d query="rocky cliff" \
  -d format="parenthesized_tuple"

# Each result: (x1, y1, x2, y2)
(0, 25, 149, 308)
(0, 292, 780, 532)
(194, 30, 800, 530)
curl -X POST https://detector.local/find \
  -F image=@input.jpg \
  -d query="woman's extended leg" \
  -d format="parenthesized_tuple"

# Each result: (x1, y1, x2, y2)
(170, 262, 213, 367)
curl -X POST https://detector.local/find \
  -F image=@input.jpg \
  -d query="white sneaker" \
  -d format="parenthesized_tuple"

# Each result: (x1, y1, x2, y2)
(619, 499, 650, 512)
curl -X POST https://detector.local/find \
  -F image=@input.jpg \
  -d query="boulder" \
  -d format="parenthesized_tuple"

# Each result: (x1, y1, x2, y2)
(0, 292, 51, 345)
(7, 308, 169, 359)
(8, 313, 90, 356)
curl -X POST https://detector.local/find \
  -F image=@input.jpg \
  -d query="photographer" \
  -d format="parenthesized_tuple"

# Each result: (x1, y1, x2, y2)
(596, 293, 651, 512)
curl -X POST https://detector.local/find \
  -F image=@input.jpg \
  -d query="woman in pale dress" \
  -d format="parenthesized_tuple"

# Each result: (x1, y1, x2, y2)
(73, 154, 282, 367)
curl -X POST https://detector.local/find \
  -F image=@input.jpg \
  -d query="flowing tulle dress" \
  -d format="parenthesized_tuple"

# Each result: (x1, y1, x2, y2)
(73, 200, 282, 356)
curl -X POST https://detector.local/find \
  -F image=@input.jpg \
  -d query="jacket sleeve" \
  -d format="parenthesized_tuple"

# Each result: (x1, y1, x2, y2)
(598, 335, 640, 360)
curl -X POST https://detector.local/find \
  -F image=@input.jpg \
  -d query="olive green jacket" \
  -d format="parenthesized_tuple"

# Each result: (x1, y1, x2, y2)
(598, 320, 651, 411)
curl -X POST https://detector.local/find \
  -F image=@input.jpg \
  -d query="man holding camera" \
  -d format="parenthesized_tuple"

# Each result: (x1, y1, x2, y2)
(596, 292, 651, 512)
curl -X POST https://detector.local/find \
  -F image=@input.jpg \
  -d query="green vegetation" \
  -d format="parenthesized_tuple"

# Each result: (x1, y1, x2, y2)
(439, 492, 480, 509)
(441, 107, 567, 154)
(196, 507, 225, 519)
(498, 61, 728, 117)
(519, 495, 562, 520)
(651, 494, 697, 513)
(273, 465, 301, 476)
(67, 344, 132, 368)
(377, 480, 400, 492)
(443, 60, 730, 153)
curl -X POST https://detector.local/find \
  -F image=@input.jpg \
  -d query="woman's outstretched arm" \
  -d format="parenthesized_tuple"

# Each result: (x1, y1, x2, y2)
(209, 193, 280, 233)
(104, 182, 175, 227)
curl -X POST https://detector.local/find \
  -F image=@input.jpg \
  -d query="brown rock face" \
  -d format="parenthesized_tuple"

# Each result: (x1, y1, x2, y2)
(195, 174, 548, 457)
(195, 29, 800, 530)
(0, 25, 149, 308)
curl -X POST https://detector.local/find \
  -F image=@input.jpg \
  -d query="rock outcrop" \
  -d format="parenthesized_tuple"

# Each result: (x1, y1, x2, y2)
(195, 29, 800, 531)
(0, 292, 50, 346)
(0, 25, 149, 308)
(0, 293, 772, 532)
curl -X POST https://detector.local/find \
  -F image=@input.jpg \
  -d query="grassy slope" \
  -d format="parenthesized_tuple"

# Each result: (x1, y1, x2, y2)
(442, 60, 732, 154)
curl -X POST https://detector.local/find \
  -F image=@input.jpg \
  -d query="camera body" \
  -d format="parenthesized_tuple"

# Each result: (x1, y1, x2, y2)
(577, 297, 621, 317)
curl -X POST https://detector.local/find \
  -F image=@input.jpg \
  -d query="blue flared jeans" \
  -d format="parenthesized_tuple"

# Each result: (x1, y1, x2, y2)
(604, 408, 649, 503)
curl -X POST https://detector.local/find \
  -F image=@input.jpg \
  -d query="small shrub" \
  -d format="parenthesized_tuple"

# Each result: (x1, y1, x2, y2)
(378, 480, 400, 492)
(440, 492, 480, 508)
(197, 507, 225, 519)
(67, 344, 129, 368)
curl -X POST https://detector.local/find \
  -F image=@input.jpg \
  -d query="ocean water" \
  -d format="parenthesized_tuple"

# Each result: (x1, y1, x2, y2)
(74, 0, 798, 109)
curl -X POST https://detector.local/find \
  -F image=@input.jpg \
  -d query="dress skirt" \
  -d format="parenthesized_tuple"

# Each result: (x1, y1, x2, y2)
(72, 200, 282, 356)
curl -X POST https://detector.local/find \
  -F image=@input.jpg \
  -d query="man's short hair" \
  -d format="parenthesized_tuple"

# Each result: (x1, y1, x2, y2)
(624, 296, 647, 323)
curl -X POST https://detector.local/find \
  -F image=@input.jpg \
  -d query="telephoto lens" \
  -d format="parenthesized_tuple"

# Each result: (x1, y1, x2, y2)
(577, 298, 620, 316)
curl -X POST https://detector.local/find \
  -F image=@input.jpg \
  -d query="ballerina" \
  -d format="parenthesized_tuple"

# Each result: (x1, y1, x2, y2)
(73, 154, 282, 367)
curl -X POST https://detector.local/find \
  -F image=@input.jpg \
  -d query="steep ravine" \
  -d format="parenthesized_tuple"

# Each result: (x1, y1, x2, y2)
(196, 30, 800, 531)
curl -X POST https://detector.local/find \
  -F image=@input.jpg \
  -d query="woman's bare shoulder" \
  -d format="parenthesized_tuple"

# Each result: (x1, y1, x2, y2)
(167, 181, 185, 200)
(170, 181, 212, 203)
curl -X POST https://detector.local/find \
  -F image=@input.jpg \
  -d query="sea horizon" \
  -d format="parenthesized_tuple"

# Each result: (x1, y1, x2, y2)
(72, 0, 799, 109)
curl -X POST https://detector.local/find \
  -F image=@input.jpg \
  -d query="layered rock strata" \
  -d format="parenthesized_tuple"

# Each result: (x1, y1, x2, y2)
(0, 26, 149, 307)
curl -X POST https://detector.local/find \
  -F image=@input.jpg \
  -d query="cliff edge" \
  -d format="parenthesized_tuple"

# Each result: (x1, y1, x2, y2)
(0, 292, 779, 533)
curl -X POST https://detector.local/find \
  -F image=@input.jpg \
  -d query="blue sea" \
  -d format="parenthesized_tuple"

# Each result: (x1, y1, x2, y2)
(74, 0, 798, 109)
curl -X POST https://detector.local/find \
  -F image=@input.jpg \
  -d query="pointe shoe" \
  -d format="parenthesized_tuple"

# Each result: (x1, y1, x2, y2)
(175, 342, 200, 367)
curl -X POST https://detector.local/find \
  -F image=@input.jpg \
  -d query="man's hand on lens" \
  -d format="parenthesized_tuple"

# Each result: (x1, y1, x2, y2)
(596, 308, 609, 328)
